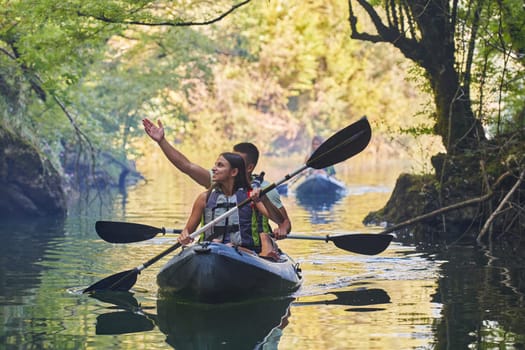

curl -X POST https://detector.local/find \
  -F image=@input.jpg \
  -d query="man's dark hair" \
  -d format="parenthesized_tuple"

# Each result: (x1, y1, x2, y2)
(233, 142, 259, 167)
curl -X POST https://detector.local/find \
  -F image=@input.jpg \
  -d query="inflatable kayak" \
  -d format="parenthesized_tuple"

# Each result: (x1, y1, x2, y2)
(157, 242, 303, 303)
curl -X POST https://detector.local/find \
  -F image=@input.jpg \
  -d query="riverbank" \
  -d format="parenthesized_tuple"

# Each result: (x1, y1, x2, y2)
(0, 125, 66, 218)
(365, 130, 525, 248)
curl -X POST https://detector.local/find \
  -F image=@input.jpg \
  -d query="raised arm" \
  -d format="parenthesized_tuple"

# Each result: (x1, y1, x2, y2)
(142, 118, 211, 188)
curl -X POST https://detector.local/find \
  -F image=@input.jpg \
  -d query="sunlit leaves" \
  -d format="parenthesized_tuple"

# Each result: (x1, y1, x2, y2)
(1, 0, 437, 170)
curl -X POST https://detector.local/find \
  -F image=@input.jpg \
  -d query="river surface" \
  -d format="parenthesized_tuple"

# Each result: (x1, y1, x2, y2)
(1, 153, 525, 349)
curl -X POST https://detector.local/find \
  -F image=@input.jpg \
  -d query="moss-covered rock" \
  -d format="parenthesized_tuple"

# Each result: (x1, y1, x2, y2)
(365, 131, 525, 244)
(0, 125, 66, 218)
(364, 173, 439, 225)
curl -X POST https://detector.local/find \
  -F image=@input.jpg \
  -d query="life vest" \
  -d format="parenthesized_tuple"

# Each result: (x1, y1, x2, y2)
(202, 187, 261, 249)
(251, 172, 272, 234)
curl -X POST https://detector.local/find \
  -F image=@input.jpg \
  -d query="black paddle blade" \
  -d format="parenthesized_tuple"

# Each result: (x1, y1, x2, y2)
(96, 221, 162, 243)
(328, 233, 393, 255)
(83, 269, 138, 294)
(307, 116, 371, 169)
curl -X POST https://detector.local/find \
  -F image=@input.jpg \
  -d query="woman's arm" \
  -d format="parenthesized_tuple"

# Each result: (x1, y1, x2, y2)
(143, 118, 211, 188)
(178, 192, 207, 245)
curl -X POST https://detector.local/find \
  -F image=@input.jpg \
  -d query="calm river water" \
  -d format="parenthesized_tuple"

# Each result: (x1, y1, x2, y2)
(1, 153, 524, 349)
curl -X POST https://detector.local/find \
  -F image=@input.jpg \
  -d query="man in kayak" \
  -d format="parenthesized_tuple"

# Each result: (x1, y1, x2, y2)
(142, 118, 291, 240)
(177, 152, 283, 258)
(307, 135, 336, 176)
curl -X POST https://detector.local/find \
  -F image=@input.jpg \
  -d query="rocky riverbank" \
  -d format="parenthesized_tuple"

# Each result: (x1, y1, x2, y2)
(0, 125, 144, 218)
(365, 131, 525, 247)
(0, 125, 66, 218)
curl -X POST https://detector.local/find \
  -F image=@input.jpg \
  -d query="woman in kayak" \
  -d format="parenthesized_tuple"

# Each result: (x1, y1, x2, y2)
(178, 152, 283, 259)
(142, 118, 291, 241)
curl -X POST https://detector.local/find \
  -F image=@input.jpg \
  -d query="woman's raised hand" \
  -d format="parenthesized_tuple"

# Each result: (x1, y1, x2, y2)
(142, 118, 165, 143)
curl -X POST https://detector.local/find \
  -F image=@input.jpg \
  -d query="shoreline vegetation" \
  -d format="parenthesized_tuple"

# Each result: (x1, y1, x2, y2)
(4, 122, 524, 255)
(1, 1, 523, 252)
(365, 131, 525, 248)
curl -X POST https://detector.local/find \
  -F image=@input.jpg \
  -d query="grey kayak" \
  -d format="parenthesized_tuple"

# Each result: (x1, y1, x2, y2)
(157, 242, 303, 303)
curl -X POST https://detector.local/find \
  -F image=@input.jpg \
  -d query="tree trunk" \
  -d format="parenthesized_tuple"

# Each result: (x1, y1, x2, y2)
(348, 0, 486, 153)
(407, 0, 485, 152)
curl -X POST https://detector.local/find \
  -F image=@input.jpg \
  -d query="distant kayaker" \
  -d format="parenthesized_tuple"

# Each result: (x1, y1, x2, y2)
(142, 118, 291, 240)
(177, 152, 282, 259)
(307, 135, 336, 176)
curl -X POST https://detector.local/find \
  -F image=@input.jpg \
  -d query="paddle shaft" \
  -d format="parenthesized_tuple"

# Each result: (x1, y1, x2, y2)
(161, 228, 182, 234)
(287, 234, 332, 242)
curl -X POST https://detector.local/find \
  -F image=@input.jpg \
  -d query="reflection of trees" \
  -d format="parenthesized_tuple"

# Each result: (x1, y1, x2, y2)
(0, 218, 66, 347)
(0, 218, 64, 303)
(432, 246, 525, 349)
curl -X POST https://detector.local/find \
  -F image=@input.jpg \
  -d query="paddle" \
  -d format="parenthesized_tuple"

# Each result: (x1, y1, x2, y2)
(287, 233, 392, 255)
(95, 221, 182, 244)
(83, 116, 372, 294)
(95, 221, 391, 255)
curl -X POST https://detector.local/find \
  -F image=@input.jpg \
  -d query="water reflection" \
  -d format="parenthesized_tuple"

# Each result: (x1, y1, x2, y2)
(5, 155, 525, 349)
(295, 190, 346, 225)
(91, 291, 293, 349)
(429, 245, 525, 349)
(157, 297, 293, 349)
(295, 287, 391, 312)
(96, 310, 155, 335)
(91, 291, 155, 335)
(293, 174, 347, 225)
(0, 217, 65, 304)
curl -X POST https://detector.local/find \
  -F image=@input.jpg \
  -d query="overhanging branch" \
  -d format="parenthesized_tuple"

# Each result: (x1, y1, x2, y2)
(348, 0, 423, 61)
(77, 0, 253, 27)
(477, 169, 525, 243)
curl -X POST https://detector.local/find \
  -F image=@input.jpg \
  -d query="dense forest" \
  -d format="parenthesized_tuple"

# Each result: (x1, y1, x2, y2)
(1, 1, 524, 246)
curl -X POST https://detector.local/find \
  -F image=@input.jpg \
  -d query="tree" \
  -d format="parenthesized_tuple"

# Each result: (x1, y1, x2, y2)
(348, 0, 499, 153)
(0, 0, 217, 183)
(349, 0, 525, 240)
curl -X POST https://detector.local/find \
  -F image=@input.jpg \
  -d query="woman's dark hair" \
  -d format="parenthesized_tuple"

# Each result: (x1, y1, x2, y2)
(220, 152, 250, 191)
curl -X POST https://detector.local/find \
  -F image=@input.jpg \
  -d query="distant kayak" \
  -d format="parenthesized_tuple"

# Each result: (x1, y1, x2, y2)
(295, 173, 347, 198)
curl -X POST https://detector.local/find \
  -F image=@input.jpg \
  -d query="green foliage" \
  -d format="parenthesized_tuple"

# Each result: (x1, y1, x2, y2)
(171, 0, 431, 155)
(0, 0, 216, 175)
(457, 0, 525, 135)
(1, 0, 444, 180)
